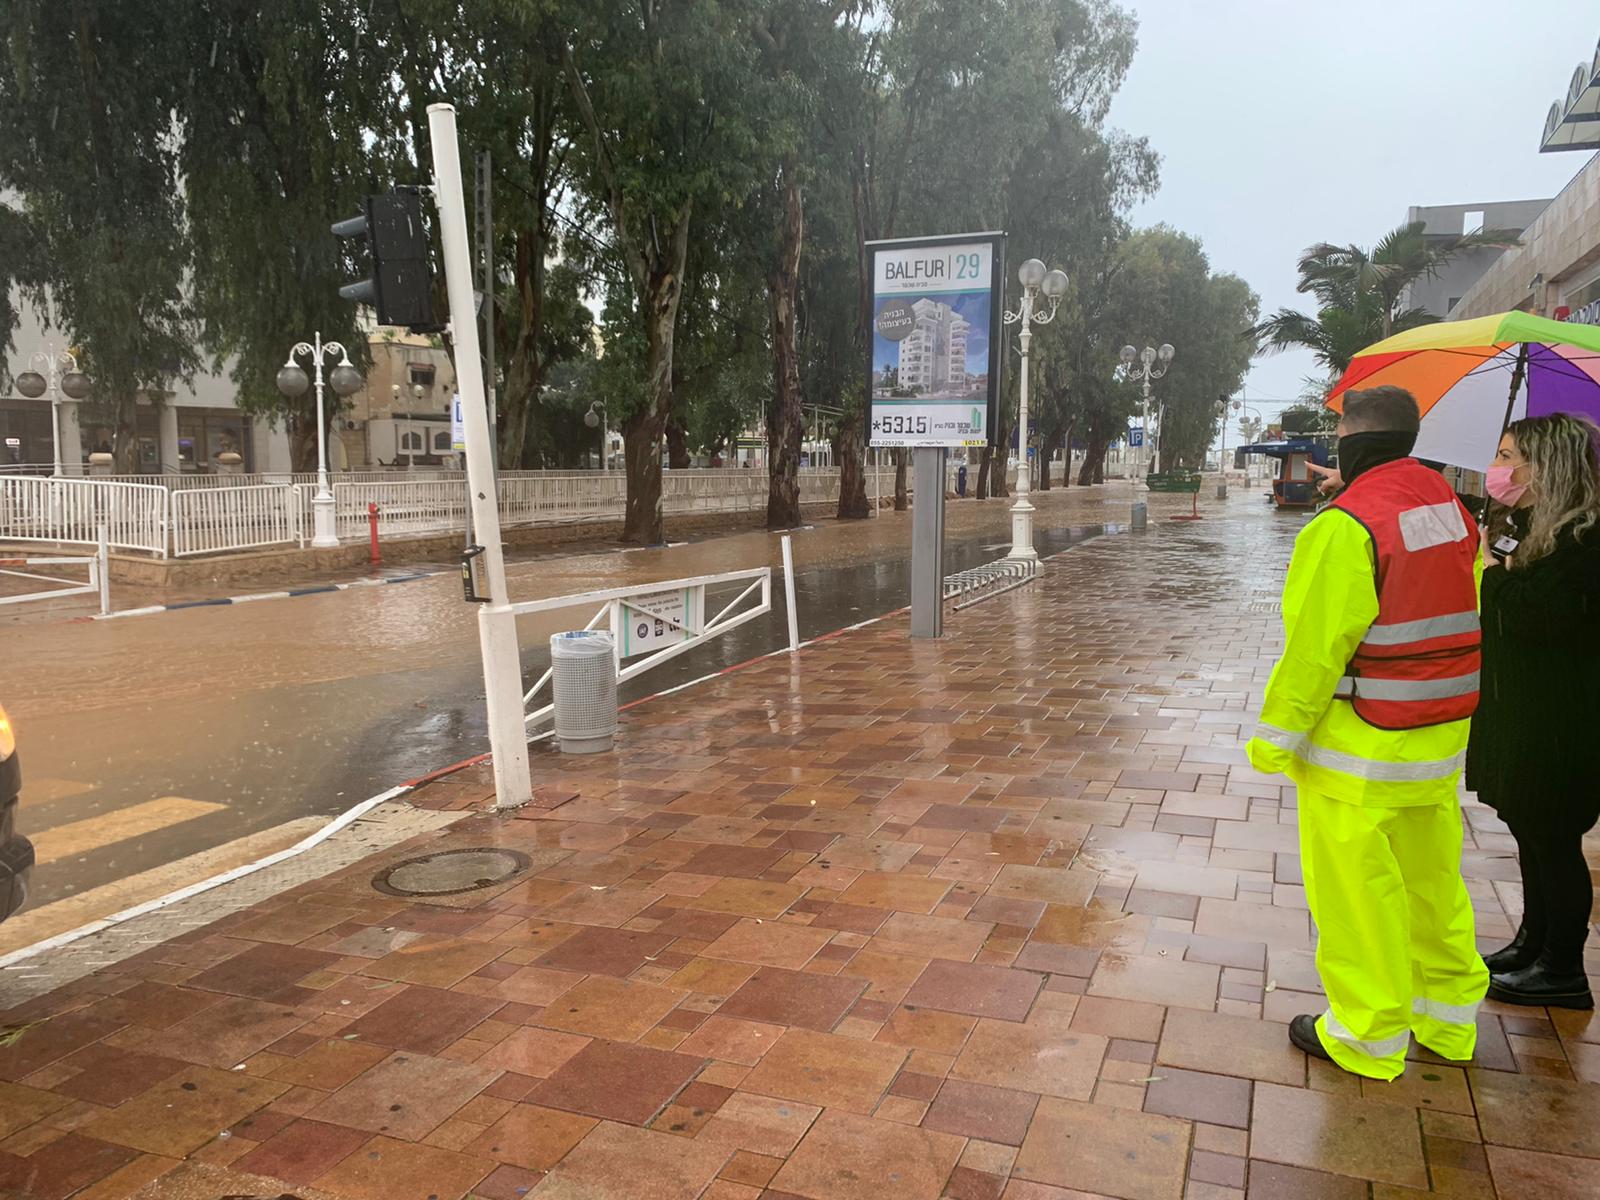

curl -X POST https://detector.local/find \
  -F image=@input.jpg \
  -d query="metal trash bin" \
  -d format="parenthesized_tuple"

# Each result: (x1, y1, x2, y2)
(550, 630, 618, 754)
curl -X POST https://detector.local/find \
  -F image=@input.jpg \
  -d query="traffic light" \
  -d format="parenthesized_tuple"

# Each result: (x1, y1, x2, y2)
(331, 190, 437, 330)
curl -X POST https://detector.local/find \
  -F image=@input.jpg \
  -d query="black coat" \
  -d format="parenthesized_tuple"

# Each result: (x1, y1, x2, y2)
(1465, 512, 1600, 834)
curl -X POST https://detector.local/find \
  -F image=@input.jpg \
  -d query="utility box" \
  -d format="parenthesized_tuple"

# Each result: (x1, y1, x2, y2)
(550, 630, 618, 754)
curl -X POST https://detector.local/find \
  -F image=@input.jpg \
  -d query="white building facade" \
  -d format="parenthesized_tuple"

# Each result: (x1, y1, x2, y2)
(1, 293, 292, 475)
(899, 299, 970, 395)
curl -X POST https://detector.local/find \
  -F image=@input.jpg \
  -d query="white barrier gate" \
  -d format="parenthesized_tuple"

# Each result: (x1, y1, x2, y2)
(0, 526, 110, 615)
(511, 567, 774, 729)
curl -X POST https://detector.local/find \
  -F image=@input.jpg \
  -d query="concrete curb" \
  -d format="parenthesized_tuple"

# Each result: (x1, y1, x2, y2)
(88, 570, 439, 620)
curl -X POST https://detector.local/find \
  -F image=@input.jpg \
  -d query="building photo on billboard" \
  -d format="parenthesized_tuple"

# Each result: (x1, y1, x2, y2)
(867, 233, 1004, 449)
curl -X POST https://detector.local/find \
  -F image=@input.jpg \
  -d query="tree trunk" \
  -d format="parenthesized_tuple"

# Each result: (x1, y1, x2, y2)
(990, 429, 1010, 499)
(1039, 424, 1060, 492)
(836, 408, 870, 519)
(622, 410, 665, 543)
(289, 410, 318, 472)
(1077, 426, 1106, 486)
(976, 448, 992, 499)
(110, 396, 139, 473)
(765, 160, 804, 530)
(499, 230, 544, 469)
(623, 244, 686, 543)
(893, 448, 909, 511)
(665, 421, 691, 470)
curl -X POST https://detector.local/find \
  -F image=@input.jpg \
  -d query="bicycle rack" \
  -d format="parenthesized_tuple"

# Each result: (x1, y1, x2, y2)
(944, 556, 1038, 611)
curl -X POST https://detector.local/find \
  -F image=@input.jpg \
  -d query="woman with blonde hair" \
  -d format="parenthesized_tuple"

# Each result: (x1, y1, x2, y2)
(1469, 411, 1600, 1009)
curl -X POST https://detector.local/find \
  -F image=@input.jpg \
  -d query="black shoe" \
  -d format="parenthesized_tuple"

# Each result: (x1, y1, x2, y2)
(1482, 925, 1542, 974)
(1487, 955, 1595, 1010)
(1289, 1013, 1332, 1061)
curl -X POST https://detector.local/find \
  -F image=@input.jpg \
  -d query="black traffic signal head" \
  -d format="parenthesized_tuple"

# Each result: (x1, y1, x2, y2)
(332, 191, 438, 330)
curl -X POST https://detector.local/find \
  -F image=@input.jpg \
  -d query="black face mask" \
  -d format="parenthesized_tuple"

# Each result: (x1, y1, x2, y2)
(1337, 431, 1417, 487)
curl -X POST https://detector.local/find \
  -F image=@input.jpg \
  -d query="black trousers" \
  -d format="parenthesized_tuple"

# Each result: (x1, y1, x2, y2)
(1508, 820, 1595, 963)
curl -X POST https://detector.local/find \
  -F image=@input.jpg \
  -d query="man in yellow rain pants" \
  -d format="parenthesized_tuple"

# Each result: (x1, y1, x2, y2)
(1247, 385, 1488, 1081)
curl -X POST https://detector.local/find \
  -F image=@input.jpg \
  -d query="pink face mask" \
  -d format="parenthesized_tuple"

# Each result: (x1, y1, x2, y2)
(1486, 465, 1529, 506)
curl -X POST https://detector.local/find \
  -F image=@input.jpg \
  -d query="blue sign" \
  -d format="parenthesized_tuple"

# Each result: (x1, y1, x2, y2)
(1128, 427, 1144, 448)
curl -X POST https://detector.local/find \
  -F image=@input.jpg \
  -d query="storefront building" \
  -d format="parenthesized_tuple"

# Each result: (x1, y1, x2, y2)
(1452, 38, 1600, 325)
(2, 298, 291, 475)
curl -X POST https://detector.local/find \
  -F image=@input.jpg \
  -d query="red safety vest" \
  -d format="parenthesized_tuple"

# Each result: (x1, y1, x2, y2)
(1330, 458, 1481, 730)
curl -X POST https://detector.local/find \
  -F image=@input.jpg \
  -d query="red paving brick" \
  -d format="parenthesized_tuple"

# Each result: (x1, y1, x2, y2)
(2, 496, 1594, 1198)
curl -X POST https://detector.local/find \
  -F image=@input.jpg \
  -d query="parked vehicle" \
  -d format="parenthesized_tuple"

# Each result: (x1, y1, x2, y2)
(1234, 437, 1337, 510)
(0, 703, 35, 923)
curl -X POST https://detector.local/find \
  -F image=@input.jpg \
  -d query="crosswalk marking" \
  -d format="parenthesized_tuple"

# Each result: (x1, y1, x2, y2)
(30, 797, 227, 866)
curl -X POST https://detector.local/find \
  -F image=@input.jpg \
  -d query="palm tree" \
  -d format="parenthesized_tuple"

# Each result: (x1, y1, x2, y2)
(1250, 220, 1520, 377)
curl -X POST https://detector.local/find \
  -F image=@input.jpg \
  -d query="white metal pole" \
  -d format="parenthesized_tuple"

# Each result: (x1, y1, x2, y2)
(96, 523, 110, 616)
(873, 447, 880, 517)
(429, 101, 532, 809)
(310, 331, 338, 548)
(603, 409, 609, 473)
(780, 533, 799, 653)
(1218, 403, 1228, 499)
(1009, 289, 1036, 560)
(1141, 378, 1151, 479)
(50, 397, 62, 476)
(1011, 296, 1037, 544)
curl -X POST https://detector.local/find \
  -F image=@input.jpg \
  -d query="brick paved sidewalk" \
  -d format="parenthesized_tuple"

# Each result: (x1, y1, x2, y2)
(1, 502, 1596, 1200)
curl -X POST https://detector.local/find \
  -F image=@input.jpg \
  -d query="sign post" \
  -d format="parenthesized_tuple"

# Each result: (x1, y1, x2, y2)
(866, 232, 1005, 639)
(428, 103, 532, 809)
(910, 448, 946, 637)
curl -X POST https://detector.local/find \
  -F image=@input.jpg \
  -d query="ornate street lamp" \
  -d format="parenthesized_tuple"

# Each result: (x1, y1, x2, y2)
(277, 332, 363, 548)
(1119, 342, 1175, 481)
(1001, 259, 1068, 560)
(15, 348, 91, 474)
(583, 400, 609, 472)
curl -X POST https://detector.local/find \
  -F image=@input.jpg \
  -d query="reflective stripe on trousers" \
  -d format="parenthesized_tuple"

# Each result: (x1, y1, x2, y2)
(1321, 1011, 1409, 1060)
(1253, 722, 1463, 783)
(1412, 996, 1480, 1025)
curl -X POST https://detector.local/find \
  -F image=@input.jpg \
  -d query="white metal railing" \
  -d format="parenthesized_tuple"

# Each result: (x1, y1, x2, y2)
(0, 465, 911, 558)
(498, 472, 628, 525)
(0, 475, 168, 555)
(170, 484, 302, 557)
(511, 567, 774, 728)
(335, 479, 468, 539)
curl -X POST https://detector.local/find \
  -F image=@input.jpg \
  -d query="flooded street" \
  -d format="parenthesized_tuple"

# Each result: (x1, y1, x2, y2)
(3, 484, 1223, 931)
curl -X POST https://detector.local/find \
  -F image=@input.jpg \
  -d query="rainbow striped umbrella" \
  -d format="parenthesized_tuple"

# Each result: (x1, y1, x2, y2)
(1328, 311, 1600, 471)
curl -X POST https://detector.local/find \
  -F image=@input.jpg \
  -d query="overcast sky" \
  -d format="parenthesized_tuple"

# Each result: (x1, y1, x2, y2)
(1105, 0, 1596, 420)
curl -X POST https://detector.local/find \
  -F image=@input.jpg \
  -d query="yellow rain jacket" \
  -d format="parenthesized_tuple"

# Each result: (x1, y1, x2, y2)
(1247, 505, 1486, 1081)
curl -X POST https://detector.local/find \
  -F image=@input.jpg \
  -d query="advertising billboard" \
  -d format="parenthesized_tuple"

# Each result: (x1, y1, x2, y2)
(866, 233, 1005, 449)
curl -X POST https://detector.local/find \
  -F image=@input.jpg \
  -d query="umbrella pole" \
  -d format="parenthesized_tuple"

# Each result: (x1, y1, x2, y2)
(1499, 342, 1529, 440)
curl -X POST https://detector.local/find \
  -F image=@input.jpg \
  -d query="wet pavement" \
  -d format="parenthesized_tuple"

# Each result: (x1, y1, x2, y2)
(1, 484, 1593, 1200)
(1, 485, 1139, 934)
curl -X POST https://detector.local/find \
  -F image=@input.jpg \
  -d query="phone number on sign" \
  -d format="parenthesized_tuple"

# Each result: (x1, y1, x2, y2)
(872, 415, 929, 435)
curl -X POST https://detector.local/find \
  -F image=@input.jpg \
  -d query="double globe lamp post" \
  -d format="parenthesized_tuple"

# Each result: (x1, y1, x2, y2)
(583, 400, 609, 472)
(1119, 342, 1175, 479)
(276, 333, 364, 548)
(1003, 258, 1068, 560)
(15, 349, 92, 475)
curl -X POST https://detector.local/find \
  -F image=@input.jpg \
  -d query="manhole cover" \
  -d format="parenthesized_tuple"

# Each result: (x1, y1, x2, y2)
(373, 847, 532, 897)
